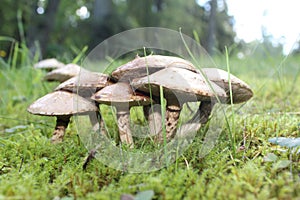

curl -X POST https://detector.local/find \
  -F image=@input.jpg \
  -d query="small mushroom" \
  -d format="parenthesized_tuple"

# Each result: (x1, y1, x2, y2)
(55, 71, 112, 97)
(201, 68, 253, 103)
(111, 55, 198, 137)
(191, 68, 254, 124)
(34, 58, 65, 71)
(91, 82, 152, 147)
(131, 67, 227, 141)
(43, 63, 89, 82)
(111, 55, 198, 82)
(55, 71, 112, 133)
(27, 91, 99, 143)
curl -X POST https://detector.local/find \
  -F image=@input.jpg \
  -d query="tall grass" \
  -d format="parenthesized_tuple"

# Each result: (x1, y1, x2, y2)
(180, 30, 239, 159)
(1, 27, 300, 199)
(225, 46, 236, 158)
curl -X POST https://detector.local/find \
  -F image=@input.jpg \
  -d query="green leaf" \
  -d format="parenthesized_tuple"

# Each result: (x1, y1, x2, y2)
(268, 137, 300, 148)
(5, 125, 27, 133)
(272, 160, 291, 170)
(135, 190, 154, 200)
(263, 153, 278, 162)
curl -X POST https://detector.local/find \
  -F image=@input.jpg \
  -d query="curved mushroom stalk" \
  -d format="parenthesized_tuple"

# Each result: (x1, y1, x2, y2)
(143, 100, 181, 142)
(143, 104, 162, 136)
(188, 101, 216, 125)
(88, 111, 106, 135)
(116, 109, 134, 148)
(199, 101, 216, 124)
(164, 104, 181, 141)
(51, 115, 71, 143)
(144, 104, 181, 143)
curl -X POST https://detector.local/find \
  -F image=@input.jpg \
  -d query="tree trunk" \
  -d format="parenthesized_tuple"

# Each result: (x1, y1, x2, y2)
(206, 0, 217, 55)
(27, 0, 60, 57)
(93, 0, 112, 22)
(154, 0, 163, 12)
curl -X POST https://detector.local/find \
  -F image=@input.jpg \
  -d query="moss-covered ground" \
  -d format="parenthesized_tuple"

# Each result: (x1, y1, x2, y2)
(0, 51, 300, 199)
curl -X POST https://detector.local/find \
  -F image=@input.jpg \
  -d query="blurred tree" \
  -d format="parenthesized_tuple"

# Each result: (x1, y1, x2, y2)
(201, 0, 236, 54)
(216, 1, 236, 52)
(0, 0, 236, 59)
(291, 41, 300, 55)
(88, 0, 130, 50)
(0, 0, 33, 57)
(27, 0, 60, 56)
(125, 0, 235, 55)
(206, 0, 217, 55)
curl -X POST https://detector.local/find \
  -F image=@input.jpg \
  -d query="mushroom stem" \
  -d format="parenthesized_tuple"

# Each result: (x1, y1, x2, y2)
(188, 101, 216, 124)
(51, 115, 71, 143)
(143, 104, 162, 136)
(116, 109, 134, 148)
(165, 104, 181, 140)
(88, 111, 106, 135)
(199, 101, 215, 124)
(155, 103, 181, 142)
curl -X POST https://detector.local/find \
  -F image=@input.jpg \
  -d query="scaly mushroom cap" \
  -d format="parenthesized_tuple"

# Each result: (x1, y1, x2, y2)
(201, 68, 253, 103)
(111, 55, 198, 81)
(44, 63, 88, 82)
(91, 82, 151, 107)
(131, 67, 227, 103)
(55, 71, 111, 93)
(27, 91, 98, 116)
(34, 58, 65, 70)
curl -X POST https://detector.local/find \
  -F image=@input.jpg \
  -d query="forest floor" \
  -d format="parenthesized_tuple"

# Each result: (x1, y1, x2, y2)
(1, 50, 300, 199)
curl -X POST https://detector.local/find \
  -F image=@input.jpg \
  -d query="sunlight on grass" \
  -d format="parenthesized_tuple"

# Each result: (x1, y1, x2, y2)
(1, 37, 300, 199)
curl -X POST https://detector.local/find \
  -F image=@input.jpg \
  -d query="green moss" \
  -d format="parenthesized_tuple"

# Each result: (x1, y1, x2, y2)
(1, 53, 300, 199)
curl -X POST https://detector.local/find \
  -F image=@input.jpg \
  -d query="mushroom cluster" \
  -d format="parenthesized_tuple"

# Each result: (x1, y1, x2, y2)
(28, 56, 253, 146)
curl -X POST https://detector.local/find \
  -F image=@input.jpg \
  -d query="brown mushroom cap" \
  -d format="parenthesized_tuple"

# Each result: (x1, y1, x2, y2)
(111, 55, 198, 81)
(55, 71, 111, 93)
(91, 82, 151, 107)
(27, 91, 98, 116)
(131, 67, 227, 103)
(43, 63, 89, 82)
(201, 68, 253, 103)
(34, 58, 65, 70)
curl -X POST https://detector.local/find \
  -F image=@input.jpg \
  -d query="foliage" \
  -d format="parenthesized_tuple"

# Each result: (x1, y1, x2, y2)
(1, 39, 300, 199)
(0, 0, 236, 59)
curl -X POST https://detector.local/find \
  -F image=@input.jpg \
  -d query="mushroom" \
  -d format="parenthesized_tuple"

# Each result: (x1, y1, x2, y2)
(201, 68, 253, 103)
(111, 55, 198, 137)
(55, 71, 112, 97)
(111, 55, 198, 81)
(55, 71, 113, 133)
(27, 90, 99, 143)
(91, 82, 152, 147)
(191, 68, 254, 124)
(43, 63, 89, 82)
(131, 67, 227, 141)
(34, 58, 65, 71)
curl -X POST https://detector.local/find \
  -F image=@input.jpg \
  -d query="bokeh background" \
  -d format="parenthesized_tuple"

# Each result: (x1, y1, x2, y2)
(2, 0, 297, 62)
